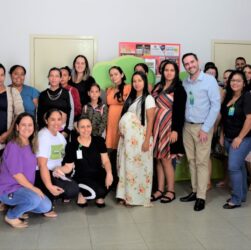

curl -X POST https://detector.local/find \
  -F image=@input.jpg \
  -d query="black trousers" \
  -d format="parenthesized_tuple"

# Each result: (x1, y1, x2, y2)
(35, 171, 79, 202)
(77, 175, 109, 199)
(107, 149, 118, 189)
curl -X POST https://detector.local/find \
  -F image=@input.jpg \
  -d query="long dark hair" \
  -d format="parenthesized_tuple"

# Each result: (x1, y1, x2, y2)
(9, 112, 37, 153)
(152, 60, 181, 95)
(121, 71, 149, 126)
(109, 66, 126, 102)
(224, 70, 247, 104)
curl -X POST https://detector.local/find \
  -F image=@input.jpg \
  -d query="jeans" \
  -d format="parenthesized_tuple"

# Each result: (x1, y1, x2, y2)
(0, 187, 52, 219)
(224, 137, 251, 205)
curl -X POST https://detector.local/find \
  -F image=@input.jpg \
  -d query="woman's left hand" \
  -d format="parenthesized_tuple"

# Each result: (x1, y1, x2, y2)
(142, 140, 150, 152)
(105, 172, 113, 189)
(231, 137, 242, 149)
(170, 131, 178, 143)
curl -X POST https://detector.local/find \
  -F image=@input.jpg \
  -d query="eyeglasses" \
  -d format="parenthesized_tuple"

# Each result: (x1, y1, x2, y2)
(230, 79, 243, 83)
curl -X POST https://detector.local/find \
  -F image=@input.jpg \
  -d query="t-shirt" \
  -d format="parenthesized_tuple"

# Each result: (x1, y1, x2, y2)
(36, 128, 66, 171)
(128, 95, 156, 124)
(0, 141, 37, 195)
(64, 136, 107, 181)
(0, 91, 7, 135)
(221, 91, 251, 139)
(20, 85, 40, 116)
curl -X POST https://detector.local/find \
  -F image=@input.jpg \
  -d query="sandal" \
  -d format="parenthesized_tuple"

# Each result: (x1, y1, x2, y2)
(5, 216, 28, 229)
(160, 191, 176, 203)
(43, 210, 58, 218)
(150, 190, 163, 202)
(20, 213, 29, 220)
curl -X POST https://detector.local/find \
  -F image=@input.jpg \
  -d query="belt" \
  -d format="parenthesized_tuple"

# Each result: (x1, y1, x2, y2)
(186, 121, 203, 125)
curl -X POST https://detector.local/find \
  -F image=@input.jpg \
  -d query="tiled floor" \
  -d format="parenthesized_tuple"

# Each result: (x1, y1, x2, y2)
(1, 182, 251, 250)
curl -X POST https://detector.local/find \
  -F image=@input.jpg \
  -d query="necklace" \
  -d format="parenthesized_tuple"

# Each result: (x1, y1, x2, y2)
(47, 89, 63, 101)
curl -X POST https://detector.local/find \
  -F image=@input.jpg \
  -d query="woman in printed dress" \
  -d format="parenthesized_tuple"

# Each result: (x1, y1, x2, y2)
(116, 71, 155, 206)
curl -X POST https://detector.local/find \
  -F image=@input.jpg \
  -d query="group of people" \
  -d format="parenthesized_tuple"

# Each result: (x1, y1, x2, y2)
(0, 53, 251, 229)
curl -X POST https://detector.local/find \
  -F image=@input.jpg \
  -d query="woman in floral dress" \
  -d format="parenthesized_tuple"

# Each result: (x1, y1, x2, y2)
(116, 71, 155, 206)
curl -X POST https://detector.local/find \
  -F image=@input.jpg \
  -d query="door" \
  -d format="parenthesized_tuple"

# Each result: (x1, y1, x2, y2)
(212, 40, 251, 81)
(30, 35, 97, 91)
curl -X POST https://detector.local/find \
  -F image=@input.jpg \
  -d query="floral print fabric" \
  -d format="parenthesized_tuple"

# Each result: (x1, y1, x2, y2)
(116, 112, 153, 206)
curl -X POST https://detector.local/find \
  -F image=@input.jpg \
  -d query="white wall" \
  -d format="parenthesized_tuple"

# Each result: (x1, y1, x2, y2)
(1, 0, 251, 84)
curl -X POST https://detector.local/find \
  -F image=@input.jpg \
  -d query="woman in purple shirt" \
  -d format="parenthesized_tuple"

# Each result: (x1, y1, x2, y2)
(0, 113, 52, 228)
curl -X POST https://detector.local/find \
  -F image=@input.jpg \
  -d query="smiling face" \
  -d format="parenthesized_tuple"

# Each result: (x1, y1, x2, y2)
(230, 73, 245, 94)
(109, 68, 124, 86)
(49, 70, 61, 88)
(0, 68, 5, 87)
(74, 57, 86, 74)
(16, 116, 34, 142)
(183, 55, 200, 77)
(11, 66, 25, 88)
(235, 59, 246, 71)
(77, 118, 92, 138)
(46, 111, 62, 135)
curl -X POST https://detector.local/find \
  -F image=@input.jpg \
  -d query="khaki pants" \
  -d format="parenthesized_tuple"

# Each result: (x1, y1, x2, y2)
(183, 123, 213, 200)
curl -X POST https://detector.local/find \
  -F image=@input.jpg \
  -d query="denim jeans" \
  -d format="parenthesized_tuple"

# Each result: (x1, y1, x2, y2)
(224, 137, 251, 205)
(0, 187, 52, 219)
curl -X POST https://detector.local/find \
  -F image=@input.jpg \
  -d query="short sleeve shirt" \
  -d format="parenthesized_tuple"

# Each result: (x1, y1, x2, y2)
(36, 128, 66, 170)
(21, 85, 40, 116)
(0, 141, 37, 195)
(64, 136, 107, 181)
(221, 91, 251, 139)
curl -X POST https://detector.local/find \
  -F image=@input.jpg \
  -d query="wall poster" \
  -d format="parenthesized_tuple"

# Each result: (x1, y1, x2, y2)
(119, 42, 181, 78)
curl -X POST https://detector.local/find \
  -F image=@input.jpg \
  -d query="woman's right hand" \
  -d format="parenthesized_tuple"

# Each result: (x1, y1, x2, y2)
(48, 185, 64, 196)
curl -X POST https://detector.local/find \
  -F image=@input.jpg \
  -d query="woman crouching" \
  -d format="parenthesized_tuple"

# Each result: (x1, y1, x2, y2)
(64, 116, 113, 207)
(0, 113, 52, 228)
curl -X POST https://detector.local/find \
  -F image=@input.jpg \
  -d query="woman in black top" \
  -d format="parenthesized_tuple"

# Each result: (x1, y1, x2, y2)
(220, 70, 251, 209)
(64, 116, 113, 207)
(69, 55, 95, 106)
(37, 67, 73, 137)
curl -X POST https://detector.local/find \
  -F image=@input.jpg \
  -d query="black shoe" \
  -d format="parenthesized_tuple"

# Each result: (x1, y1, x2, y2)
(194, 198, 205, 211)
(95, 202, 106, 208)
(77, 202, 88, 208)
(223, 203, 241, 209)
(180, 192, 197, 202)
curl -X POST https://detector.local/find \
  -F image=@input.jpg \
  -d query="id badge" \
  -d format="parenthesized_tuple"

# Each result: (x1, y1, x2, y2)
(228, 106, 235, 116)
(189, 91, 194, 105)
(76, 150, 83, 159)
